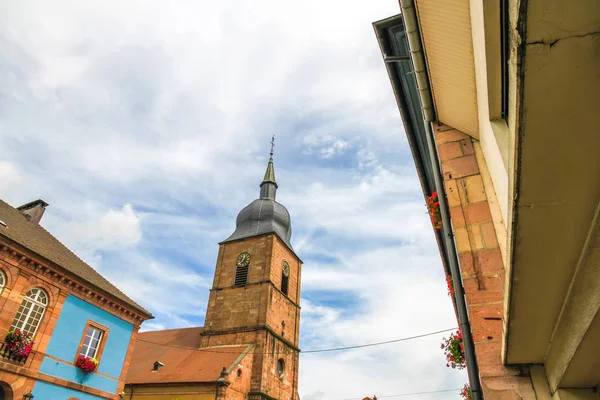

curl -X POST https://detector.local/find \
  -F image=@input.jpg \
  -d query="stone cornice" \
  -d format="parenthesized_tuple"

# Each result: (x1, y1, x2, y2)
(200, 324, 301, 352)
(0, 238, 148, 326)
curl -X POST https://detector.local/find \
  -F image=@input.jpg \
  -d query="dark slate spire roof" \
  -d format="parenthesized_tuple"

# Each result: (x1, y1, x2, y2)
(259, 136, 278, 201)
(223, 137, 293, 250)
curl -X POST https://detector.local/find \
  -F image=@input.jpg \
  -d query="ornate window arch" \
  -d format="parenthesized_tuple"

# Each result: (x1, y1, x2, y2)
(10, 288, 48, 336)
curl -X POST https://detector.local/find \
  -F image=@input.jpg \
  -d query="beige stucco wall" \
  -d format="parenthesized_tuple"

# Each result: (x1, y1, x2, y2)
(552, 389, 600, 400)
(124, 384, 216, 400)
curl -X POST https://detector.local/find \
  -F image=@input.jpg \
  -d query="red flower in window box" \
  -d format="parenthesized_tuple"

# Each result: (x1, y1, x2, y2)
(426, 191, 442, 230)
(76, 355, 99, 374)
(446, 276, 455, 297)
(460, 384, 472, 400)
(440, 329, 466, 369)
(5, 330, 35, 357)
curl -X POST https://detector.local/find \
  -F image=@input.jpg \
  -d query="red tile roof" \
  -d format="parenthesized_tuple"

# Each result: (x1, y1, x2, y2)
(126, 327, 252, 384)
(0, 199, 151, 317)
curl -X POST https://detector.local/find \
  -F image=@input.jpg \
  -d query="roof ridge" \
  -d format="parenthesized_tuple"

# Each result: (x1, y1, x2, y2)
(140, 326, 203, 334)
(35, 223, 146, 311)
(0, 199, 152, 317)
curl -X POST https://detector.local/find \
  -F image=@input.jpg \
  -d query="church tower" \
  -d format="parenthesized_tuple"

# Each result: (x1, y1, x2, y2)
(200, 139, 302, 400)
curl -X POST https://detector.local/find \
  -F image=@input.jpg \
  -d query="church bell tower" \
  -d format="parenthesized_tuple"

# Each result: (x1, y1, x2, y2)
(200, 138, 302, 400)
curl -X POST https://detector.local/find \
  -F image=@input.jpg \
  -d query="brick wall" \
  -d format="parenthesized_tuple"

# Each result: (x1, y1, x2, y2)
(434, 123, 537, 399)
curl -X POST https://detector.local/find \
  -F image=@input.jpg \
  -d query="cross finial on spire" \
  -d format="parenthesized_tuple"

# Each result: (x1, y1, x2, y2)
(260, 134, 278, 199)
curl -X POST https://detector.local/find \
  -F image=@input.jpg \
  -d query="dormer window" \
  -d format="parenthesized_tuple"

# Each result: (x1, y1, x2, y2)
(153, 361, 164, 371)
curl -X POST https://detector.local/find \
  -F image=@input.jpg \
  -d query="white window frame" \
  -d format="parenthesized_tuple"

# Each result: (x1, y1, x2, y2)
(0, 270, 6, 294)
(79, 326, 104, 359)
(10, 288, 48, 336)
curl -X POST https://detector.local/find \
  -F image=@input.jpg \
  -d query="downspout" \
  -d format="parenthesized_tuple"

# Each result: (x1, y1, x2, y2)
(399, 0, 435, 122)
(398, 0, 483, 398)
(424, 122, 483, 400)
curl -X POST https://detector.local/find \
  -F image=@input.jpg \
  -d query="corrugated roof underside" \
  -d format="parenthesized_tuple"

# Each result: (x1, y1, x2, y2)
(415, 0, 480, 138)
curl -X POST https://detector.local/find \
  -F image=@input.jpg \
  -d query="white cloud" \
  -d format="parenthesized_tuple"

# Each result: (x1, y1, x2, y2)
(0, 0, 467, 399)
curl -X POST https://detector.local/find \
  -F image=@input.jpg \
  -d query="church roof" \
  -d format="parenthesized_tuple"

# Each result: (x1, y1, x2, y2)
(126, 327, 253, 384)
(222, 141, 295, 251)
(0, 199, 152, 318)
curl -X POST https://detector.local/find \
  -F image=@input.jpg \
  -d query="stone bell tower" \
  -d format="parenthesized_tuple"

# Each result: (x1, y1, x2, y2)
(200, 137, 302, 400)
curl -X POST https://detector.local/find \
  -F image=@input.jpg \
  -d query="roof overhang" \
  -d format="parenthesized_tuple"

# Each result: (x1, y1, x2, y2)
(505, 0, 600, 391)
(373, 15, 453, 279)
(407, 0, 480, 138)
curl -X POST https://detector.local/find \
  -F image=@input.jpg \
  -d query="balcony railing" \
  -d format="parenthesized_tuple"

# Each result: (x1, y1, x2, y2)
(0, 342, 28, 364)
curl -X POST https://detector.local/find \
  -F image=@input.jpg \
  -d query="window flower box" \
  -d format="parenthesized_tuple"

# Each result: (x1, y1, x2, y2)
(427, 191, 442, 230)
(440, 329, 466, 369)
(460, 384, 472, 400)
(76, 355, 99, 374)
(1, 330, 34, 363)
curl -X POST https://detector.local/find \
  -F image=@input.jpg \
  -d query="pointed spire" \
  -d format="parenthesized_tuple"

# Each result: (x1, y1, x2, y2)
(260, 135, 278, 200)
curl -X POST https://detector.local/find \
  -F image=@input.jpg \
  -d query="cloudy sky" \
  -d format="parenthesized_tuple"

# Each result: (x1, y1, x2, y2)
(0, 0, 467, 398)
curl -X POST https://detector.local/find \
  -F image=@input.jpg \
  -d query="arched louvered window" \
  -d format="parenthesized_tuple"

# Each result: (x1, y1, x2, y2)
(0, 270, 6, 295)
(235, 265, 249, 287)
(10, 288, 48, 336)
(281, 261, 290, 296)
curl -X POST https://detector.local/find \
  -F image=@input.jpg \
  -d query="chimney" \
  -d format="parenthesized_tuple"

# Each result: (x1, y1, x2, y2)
(17, 199, 49, 225)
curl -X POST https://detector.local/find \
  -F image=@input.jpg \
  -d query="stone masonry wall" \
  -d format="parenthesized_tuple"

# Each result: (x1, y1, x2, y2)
(434, 123, 537, 399)
(202, 233, 301, 400)
(0, 240, 143, 399)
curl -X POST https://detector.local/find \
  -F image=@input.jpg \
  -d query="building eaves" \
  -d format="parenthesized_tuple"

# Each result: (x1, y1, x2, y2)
(373, 15, 450, 278)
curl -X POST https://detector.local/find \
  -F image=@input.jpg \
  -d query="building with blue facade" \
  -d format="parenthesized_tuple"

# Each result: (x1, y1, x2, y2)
(0, 199, 153, 400)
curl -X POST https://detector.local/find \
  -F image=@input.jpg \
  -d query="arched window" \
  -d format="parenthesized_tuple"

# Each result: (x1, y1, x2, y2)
(10, 288, 48, 336)
(0, 270, 6, 295)
(281, 261, 290, 296)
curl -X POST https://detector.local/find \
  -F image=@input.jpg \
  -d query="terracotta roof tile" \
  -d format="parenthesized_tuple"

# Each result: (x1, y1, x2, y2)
(127, 327, 251, 384)
(0, 199, 151, 317)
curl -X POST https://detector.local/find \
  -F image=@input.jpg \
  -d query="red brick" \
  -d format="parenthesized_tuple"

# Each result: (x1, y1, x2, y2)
(473, 248, 505, 275)
(463, 202, 493, 224)
(458, 253, 475, 277)
(475, 342, 520, 378)
(454, 227, 471, 253)
(481, 222, 499, 248)
(436, 129, 470, 144)
(442, 156, 480, 179)
(463, 274, 504, 305)
(459, 138, 475, 156)
(464, 175, 487, 203)
(444, 180, 461, 208)
(438, 142, 463, 161)
(433, 123, 455, 132)
(450, 206, 466, 228)
(469, 303, 503, 342)
(468, 224, 485, 250)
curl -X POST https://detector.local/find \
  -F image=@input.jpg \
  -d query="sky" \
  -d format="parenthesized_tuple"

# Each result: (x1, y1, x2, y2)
(0, 1, 468, 399)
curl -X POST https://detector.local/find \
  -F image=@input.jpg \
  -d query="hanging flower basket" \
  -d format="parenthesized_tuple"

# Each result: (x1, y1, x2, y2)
(76, 355, 99, 374)
(427, 191, 442, 230)
(460, 384, 472, 400)
(4, 330, 35, 357)
(440, 329, 466, 369)
(446, 276, 455, 297)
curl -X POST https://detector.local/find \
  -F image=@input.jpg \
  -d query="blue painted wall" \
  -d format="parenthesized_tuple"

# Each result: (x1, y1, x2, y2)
(38, 294, 133, 394)
(33, 381, 105, 400)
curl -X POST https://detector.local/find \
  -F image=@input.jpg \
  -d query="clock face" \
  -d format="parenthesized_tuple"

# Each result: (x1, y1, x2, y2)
(282, 261, 290, 277)
(236, 252, 251, 268)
